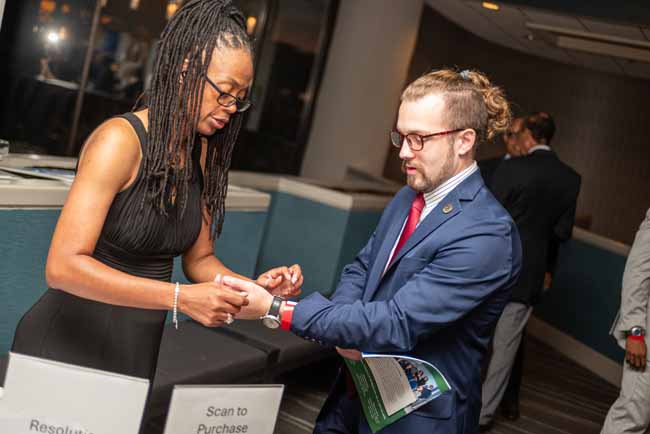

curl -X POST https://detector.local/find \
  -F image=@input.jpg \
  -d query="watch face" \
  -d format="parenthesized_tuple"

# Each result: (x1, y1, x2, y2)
(631, 327, 645, 336)
(262, 316, 280, 329)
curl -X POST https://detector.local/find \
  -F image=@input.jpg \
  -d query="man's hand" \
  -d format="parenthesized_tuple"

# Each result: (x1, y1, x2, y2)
(336, 347, 362, 361)
(626, 338, 647, 371)
(543, 272, 553, 290)
(256, 264, 303, 298)
(222, 275, 274, 319)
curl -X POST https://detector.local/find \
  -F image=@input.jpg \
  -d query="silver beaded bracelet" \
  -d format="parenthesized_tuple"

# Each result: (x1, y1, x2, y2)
(172, 282, 180, 330)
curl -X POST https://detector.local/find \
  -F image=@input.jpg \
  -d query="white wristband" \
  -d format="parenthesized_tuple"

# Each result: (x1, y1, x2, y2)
(172, 282, 180, 330)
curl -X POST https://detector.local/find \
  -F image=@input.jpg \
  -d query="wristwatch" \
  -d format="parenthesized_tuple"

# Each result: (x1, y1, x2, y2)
(629, 326, 646, 337)
(261, 296, 284, 329)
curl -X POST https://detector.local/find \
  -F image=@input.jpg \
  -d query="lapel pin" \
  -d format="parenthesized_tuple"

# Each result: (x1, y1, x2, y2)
(442, 203, 453, 214)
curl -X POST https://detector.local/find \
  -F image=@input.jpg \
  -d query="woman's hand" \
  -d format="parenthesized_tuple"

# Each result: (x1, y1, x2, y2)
(178, 279, 249, 327)
(222, 275, 274, 320)
(256, 264, 303, 298)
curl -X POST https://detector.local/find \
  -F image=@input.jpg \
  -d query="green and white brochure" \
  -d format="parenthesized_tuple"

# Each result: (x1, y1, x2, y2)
(344, 353, 451, 433)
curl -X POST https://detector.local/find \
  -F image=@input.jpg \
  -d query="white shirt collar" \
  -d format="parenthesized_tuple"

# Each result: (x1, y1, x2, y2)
(528, 144, 551, 154)
(422, 162, 478, 211)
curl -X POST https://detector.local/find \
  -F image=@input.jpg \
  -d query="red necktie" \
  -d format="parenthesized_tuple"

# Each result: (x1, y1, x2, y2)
(388, 193, 425, 265)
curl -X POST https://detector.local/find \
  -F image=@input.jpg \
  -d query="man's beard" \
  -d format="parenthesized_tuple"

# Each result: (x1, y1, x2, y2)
(402, 148, 455, 193)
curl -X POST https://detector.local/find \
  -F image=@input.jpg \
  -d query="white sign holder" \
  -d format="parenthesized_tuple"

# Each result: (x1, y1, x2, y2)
(0, 352, 150, 434)
(163, 384, 285, 434)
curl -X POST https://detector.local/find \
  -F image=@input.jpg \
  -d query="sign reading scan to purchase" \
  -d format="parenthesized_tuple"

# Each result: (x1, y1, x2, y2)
(163, 385, 284, 434)
(0, 352, 150, 434)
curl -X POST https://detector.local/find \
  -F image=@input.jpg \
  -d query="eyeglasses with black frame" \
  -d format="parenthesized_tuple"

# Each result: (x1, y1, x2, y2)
(204, 75, 252, 113)
(390, 128, 464, 151)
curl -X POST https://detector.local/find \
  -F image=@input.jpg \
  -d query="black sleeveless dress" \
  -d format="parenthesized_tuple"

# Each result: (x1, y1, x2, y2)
(11, 113, 203, 380)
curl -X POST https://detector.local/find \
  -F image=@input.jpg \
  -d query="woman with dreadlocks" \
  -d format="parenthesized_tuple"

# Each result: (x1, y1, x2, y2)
(11, 0, 302, 381)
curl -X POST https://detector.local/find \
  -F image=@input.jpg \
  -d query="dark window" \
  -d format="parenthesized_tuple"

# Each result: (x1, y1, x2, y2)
(0, 0, 337, 173)
(0, 1, 96, 155)
(232, 0, 338, 174)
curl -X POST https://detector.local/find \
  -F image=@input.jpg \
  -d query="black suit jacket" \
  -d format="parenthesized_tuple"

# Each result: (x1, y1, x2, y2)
(478, 155, 506, 188)
(489, 150, 581, 305)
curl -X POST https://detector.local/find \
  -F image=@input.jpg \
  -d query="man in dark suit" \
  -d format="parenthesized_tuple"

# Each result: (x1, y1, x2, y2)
(225, 69, 522, 434)
(478, 114, 528, 422)
(478, 116, 525, 187)
(477, 115, 527, 423)
(479, 112, 581, 430)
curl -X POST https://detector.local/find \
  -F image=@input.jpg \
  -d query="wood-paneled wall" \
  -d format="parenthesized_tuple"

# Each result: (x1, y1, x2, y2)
(384, 6, 650, 244)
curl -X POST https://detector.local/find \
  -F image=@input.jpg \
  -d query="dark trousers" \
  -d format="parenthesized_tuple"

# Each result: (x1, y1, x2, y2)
(314, 393, 362, 434)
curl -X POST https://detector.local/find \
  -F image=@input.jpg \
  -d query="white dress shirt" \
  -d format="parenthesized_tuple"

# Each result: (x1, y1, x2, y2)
(528, 144, 551, 154)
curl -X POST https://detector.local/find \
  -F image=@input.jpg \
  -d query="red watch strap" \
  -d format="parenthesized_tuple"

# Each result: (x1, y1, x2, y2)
(628, 334, 645, 341)
(280, 301, 296, 331)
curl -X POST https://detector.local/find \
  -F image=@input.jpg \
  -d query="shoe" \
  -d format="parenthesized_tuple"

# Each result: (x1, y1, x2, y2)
(479, 421, 493, 432)
(500, 401, 520, 421)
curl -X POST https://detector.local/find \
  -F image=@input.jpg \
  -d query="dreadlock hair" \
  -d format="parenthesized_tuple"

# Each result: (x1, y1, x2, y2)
(143, 0, 252, 239)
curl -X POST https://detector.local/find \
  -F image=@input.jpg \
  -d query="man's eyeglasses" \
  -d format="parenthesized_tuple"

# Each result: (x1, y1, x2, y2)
(204, 75, 252, 113)
(390, 128, 464, 151)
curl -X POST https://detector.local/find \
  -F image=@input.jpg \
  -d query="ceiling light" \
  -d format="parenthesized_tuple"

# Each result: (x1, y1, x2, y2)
(482, 2, 500, 11)
(557, 36, 650, 63)
(46, 32, 60, 44)
(526, 22, 650, 49)
(246, 16, 257, 35)
(525, 22, 650, 63)
(39, 0, 56, 14)
(166, 1, 180, 19)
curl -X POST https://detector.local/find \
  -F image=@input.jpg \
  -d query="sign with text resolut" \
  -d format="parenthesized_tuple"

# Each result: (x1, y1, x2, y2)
(0, 352, 150, 434)
(163, 385, 284, 434)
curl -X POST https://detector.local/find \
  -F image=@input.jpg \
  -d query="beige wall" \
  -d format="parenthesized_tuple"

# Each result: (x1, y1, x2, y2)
(384, 6, 650, 244)
(301, 0, 424, 183)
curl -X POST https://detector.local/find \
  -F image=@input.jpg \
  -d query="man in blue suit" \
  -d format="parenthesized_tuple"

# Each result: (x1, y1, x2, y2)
(226, 69, 522, 433)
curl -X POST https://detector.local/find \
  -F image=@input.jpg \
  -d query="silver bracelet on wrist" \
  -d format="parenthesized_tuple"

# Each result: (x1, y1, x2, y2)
(172, 282, 180, 330)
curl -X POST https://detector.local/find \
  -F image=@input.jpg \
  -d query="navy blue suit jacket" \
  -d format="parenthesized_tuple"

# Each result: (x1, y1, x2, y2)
(291, 171, 522, 434)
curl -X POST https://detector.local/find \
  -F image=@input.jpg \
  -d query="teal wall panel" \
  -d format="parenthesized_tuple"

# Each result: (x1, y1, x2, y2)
(1, 209, 268, 354)
(215, 211, 269, 278)
(254, 191, 385, 298)
(0, 210, 59, 356)
(535, 239, 627, 363)
(256, 192, 349, 297)
(335, 211, 382, 286)
(171, 211, 269, 283)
